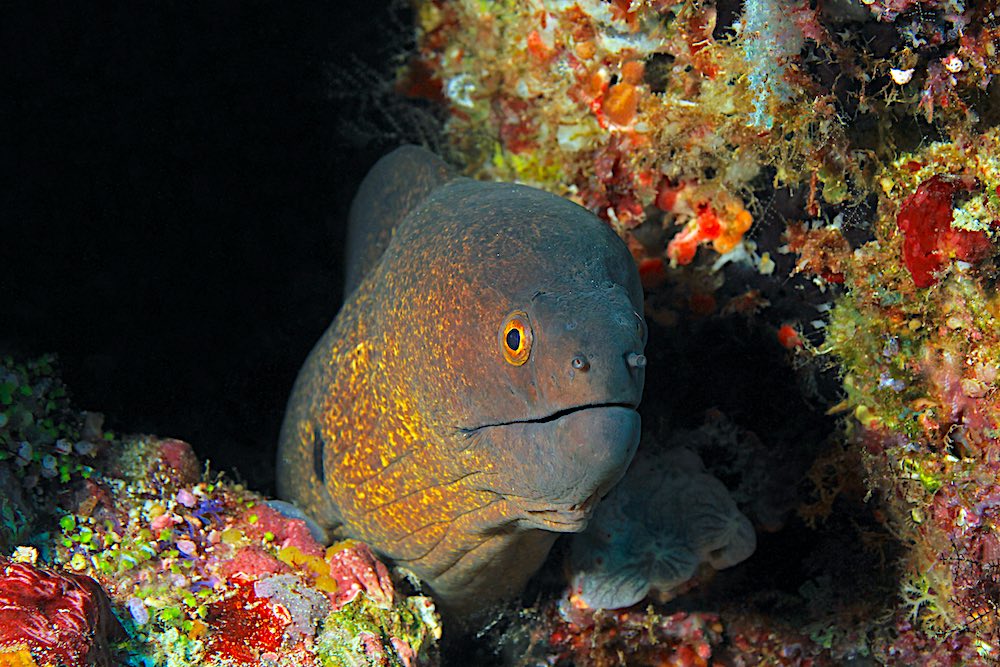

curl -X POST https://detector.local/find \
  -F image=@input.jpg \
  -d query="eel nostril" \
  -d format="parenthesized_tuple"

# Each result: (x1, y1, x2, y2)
(571, 355, 590, 371)
(626, 352, 647, 368)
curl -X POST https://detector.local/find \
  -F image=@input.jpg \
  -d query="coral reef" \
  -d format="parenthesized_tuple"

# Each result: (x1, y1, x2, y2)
(547, 605, 726, 667)
(824, 126, 1000, 661)
(406, 0, 999, 305)
(501, 598, 842, 667)
(402, 0, 1000, 663)
(0, 356, 440, 666)
(7, 0, 1000, 661)
(411, 0, 798, 270)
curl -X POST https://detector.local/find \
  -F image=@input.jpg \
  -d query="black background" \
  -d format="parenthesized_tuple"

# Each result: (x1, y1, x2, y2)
(3, 3, 408, 493)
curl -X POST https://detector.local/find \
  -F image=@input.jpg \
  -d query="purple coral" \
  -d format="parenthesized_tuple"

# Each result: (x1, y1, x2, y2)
(193, 497, 226, 525)
(570, 447, 756, 609)
(254, 574, 331, 638)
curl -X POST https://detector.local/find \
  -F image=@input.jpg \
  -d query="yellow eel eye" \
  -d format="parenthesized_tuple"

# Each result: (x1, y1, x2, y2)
(500, 311, 532, 366)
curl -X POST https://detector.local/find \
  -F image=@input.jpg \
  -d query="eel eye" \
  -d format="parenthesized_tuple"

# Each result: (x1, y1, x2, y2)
(500, 311, 532, 366)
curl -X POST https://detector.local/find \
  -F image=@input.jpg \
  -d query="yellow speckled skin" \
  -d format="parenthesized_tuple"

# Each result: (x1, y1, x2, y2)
(277, 147, 646, 615)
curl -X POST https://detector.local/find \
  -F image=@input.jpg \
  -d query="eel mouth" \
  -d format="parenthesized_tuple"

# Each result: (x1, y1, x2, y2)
(459, 401, 637, 434)
(458, 403, 641, 532)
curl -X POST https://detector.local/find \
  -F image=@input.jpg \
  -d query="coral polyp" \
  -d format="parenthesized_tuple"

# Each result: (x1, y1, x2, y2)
(0, 555, 125, 667)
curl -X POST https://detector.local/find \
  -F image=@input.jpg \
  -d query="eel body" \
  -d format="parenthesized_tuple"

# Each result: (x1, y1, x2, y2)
(277, 146, 646, 615)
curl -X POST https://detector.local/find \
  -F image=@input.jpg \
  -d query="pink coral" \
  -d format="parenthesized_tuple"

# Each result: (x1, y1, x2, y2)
(326, 541, 395, 609)
(154, 438, 201, 483)
(244, 504, 324, 557)
(219, 546, 291, 580)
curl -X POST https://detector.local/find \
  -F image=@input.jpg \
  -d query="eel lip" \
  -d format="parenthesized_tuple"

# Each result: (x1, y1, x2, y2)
(459, 401, 637, 434)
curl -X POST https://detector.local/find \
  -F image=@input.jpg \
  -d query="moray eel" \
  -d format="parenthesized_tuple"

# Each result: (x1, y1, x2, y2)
(277, 146, 646, 615)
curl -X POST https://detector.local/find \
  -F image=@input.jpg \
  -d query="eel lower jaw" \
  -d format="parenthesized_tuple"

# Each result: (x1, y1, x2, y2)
(512, 488, 605, 533)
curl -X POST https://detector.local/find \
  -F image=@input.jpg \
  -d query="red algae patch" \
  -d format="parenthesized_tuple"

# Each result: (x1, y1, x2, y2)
(896, 175, 993, 287)
(205, 583, 286, 664)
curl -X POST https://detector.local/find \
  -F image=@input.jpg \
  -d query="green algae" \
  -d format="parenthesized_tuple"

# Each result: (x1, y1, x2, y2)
(317, 593, 440, 667)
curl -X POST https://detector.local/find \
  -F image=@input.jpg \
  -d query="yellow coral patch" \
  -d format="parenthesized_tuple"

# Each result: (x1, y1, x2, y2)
(0, 650, 39, 667)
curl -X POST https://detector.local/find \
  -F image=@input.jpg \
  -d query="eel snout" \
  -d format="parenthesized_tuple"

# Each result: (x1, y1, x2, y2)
(474, 404, 641, 532)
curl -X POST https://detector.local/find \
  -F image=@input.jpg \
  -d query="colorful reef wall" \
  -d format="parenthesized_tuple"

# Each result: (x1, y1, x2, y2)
(5, 0, 1000, 665)
(399, 0, 1000, 664)
(0, 356, 440, 666)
